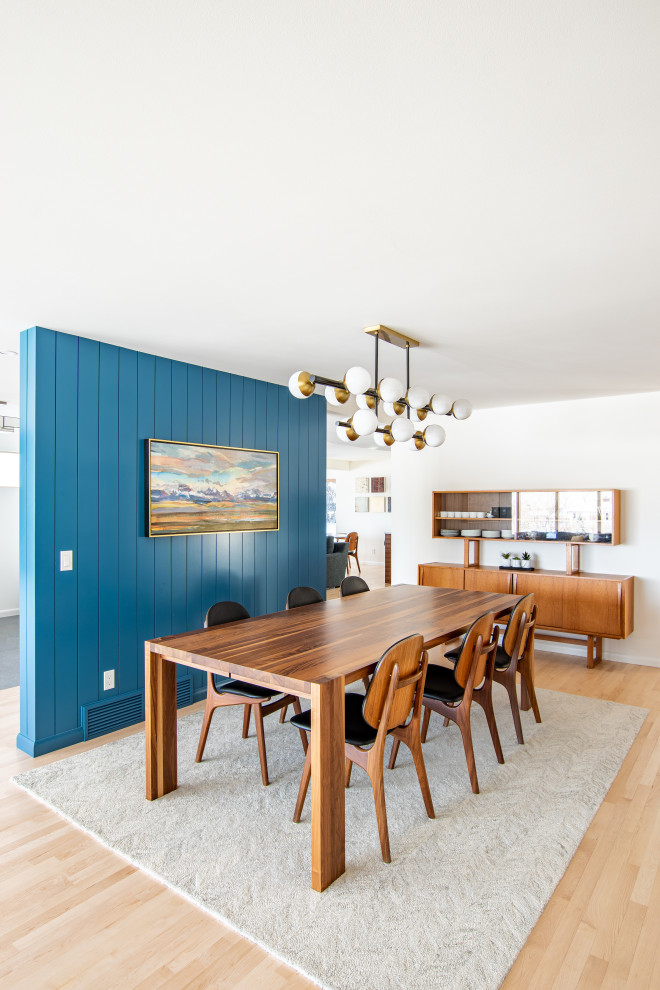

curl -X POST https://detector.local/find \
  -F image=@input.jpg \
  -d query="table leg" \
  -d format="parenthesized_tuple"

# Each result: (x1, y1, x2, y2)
(145, 649, 178, 800)
(311, 678, 345, 891)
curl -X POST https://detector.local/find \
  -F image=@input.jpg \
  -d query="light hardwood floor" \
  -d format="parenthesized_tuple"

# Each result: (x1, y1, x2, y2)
(2, 643, 659, 988)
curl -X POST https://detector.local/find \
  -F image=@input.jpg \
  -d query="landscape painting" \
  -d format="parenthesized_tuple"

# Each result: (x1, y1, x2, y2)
(146, 440, 278, 536)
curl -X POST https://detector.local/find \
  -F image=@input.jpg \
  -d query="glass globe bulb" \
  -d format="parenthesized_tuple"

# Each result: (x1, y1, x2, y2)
(355, 393, 375, 410)
(430, 393, 452, 416)
(335, 423, 350, 443)
(374, 428, 395, 447)
(452, 398, 472, 420)
(344, 365, 371, 395)
(423, 424, 446, 447)
(288, 371, 314, 399)
(406, 385, 430, 410)
(351, 408, 378, 436)
(378, 377, 404, 403)
(325, 385, 346, 407)
(390, 416, 415, 443)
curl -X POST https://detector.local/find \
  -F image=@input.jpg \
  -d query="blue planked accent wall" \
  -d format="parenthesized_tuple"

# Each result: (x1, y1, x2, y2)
(17, 327, 327, 756)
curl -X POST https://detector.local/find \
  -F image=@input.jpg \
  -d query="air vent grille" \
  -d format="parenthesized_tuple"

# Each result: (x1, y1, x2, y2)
(176, 676, 193, 708)
(82, 690, 144, 740)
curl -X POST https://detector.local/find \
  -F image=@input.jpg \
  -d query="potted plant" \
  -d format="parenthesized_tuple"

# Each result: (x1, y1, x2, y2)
(521, 551, 533, 569)
(500, 552, 511, 568)
(510, 554, 521, 568)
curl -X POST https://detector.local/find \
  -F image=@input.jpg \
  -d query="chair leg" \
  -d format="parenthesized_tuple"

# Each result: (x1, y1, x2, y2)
(520, 671, 542, 723)
(506, 675, 525, 745)
(279, 706, 288, 723)
(387, 738, 401, 770)
(253, 706, 269, 786)
(457, 709, 479, 794)
(345, 757, 353, 788)
(293, 746, 311, 822)
(292, 698, 308, 754)
(195, 702, 215, 763)
(242, 705, 251, 738)
(355, 553, 361, 575)
(443, 716, 451, 727)
(406, 730, 435, 819)
(362, 676, 370, 692)
(421, 706, 432, 743)
(369, 764, 391, 864)
(477, 686, 505, 764)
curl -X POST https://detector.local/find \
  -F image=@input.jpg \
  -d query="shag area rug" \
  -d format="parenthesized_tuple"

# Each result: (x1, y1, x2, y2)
(13, 688, 646, 990)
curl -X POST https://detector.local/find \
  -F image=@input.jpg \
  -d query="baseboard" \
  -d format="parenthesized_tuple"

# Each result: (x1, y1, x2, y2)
(16, 727, 85, 757)
(0, 608, 19, 618)
(535, 641, 660, 668)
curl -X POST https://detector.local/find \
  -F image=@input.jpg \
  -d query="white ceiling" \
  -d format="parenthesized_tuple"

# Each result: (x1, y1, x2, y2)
(2, 0, 660, 429)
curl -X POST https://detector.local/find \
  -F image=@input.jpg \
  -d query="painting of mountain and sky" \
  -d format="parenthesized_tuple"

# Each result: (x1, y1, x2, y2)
(146, 440, 278, 536)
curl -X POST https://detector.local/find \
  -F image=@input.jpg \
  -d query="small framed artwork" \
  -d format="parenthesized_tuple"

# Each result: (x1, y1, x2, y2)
(355, 476, 370, 494)
(145, 439, 278, 536)
(355, 496, 370, 513)
(370, 496, 386, 513)
(370, 476, 385, 493)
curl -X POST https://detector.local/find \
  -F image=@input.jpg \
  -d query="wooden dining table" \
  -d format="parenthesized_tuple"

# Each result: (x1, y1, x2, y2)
(145, 583, 521, 891)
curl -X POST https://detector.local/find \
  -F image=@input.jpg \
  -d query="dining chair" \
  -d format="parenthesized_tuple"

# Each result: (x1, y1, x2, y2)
(492, 595, 541, 743)
(195, 601, 307, 785)
(340, 575, 370, 597)
(290, 633, 435, 864)
(391, 610, 503, 795)
(286, 586, 324, 609)
(345, 531, 361, 574)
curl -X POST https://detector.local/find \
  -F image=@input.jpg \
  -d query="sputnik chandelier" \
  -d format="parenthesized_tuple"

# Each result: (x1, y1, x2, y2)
(288, 325, 472, 450)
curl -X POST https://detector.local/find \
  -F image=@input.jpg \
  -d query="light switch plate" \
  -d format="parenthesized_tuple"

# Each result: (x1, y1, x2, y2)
(103, 670, 115, 691)
(60, 550, 73, 571)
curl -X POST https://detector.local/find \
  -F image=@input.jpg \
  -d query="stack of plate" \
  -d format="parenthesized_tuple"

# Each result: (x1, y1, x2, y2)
(500, 530, 514, 539)
(440, 528, 460, 536)
(460, 528, 482, 537)
(481, 530, 499, 538)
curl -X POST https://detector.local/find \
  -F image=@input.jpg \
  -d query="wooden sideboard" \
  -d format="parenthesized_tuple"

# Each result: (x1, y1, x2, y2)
(418, 563, 634, 668)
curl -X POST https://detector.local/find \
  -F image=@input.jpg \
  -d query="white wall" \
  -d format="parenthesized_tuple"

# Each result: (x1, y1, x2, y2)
(0, 429, 19, 616)
(329, 455, 391, 564)
(391, 391, 660, 666)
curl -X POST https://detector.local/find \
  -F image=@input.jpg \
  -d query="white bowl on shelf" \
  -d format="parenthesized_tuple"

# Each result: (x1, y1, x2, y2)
(481, 530, 499, 538)
(460, 529, 482, 537)
(500, 530, 514, 539)
(440, 528, 460, 536)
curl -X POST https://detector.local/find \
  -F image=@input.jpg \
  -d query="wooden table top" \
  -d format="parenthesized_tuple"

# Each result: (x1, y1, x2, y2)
(147, 585, 521, 698)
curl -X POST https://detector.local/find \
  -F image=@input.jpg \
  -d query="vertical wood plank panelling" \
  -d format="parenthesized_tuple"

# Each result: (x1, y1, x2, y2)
(98, 345, 120, 698)
(154, 358, 173, 640)
(277, 386, 290, 611)
(215, 372, 231, 606)
(200, 369, 217, 622)
(19, 330, 327, 754)
(136, 353, 156, 691)
(33, 329, 56, 741)
(19, 329, 30, 737)
(228, 375, 244, 608)
(315, 396, 327, 591)
(76, 338, 100, 710)
(265, 383, 279, 614)
(241, 378, 256, 616)
(253, 380, 268, 616)
(54, 332, 79, 732)
(117, 348, 138, 694)
(169, 362, 188, 644)
(288, 393, 301, 596)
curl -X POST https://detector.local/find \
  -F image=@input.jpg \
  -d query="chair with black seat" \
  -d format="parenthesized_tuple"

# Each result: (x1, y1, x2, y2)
(286, 585, 324, 609)
(195, 601, 307, 785)
(391, 610, 503, 795)
(340, 575, 370, 597)
(290, 633, 435, 864)
(491, 594, 541, 744)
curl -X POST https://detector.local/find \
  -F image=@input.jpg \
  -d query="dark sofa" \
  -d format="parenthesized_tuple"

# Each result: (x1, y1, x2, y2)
(326, 536, 349, 588)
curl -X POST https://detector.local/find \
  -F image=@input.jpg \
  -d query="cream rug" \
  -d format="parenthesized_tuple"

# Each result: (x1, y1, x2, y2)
(13, 689, 646, 990)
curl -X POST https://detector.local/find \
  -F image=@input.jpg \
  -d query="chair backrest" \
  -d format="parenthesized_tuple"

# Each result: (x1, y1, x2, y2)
(340, 576, 370, 597)
(454, 611, 495, 688)
(363, 633, 425, 731)
(204, 600, 250, 628)
(346, 531, 358, 552)
(503, 593, 535, 657)
(286, 586, 324, 609)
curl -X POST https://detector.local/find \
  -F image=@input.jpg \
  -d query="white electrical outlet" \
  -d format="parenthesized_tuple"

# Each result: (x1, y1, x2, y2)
(103, 669, 115, 691)
(60, 550, 73, 571)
